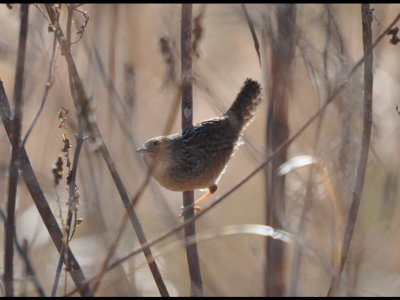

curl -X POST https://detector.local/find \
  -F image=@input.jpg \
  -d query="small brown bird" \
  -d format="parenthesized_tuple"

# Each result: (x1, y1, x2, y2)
(137, 78, 262, 209)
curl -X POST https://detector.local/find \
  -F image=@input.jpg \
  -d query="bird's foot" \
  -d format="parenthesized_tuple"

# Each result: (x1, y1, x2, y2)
(178, 205, 201, 221)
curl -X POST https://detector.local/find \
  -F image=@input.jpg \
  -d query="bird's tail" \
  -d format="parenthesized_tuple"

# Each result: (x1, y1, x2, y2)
(226, 78, 262, 129)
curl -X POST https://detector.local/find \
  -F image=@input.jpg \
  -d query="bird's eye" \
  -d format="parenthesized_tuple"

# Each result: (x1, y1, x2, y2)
(148, 140, 161, 150)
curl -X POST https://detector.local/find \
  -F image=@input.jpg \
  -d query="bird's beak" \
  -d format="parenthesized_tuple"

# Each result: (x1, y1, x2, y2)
(136, 146, 147, 153)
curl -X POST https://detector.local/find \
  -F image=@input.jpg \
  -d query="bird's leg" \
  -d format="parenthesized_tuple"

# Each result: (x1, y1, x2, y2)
(178, 184, 218, 220)
(192, 184, 217, 211)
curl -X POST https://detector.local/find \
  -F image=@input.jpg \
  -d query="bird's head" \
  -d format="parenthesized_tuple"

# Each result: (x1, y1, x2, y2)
(137, 136, 175, 166)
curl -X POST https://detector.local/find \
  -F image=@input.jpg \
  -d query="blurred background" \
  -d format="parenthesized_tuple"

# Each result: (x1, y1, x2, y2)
(0, 3, 399, 296)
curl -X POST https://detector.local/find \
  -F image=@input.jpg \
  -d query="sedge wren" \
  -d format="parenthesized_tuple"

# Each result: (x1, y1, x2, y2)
(137, 78, 262, 209)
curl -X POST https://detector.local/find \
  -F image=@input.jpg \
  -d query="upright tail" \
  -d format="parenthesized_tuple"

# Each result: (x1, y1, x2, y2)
(226, 78, 262, 129)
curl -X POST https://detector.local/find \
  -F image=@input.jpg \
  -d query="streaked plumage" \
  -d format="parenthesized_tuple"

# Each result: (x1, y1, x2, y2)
(137, 78, 262, 198)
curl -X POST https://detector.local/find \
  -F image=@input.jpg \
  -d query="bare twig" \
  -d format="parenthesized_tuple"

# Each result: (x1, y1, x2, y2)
(0, 82, 92, 297)
(51, 245, 65, 296)
(66, 4, 74, 46)
(92, 47, 136, 147)
(22, 31, 57, 146)
(66, 4, 89, 45)
(0, 209, 46, 297)
(4, 4, 29, 296)
(52, 6, 87, 295)
(52, 133, 85, 296)
(80, 144, 136, 296)
(241, 4, 261, 67)
(181, 3, 203, 297)
(327, 4, 374, 296)
(106, 4, 118, 131)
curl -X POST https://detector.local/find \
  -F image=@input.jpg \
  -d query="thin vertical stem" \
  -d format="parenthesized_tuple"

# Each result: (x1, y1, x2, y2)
(241, 4, 261, 67)
(107, 4, 118, 131)
(181, 3, 203, 297)
(52, 5, 87, 295)
(265, 4, 296, 297)
(0, 209, 45, 296)
(327, 3, 374, 296)
(4, 4, 29, 296)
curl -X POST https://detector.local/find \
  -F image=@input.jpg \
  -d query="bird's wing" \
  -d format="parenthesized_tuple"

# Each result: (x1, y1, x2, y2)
(172, 118, 236, 177)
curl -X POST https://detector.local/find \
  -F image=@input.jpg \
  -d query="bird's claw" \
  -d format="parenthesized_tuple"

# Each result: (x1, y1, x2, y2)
(178, 205, 201, 220)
